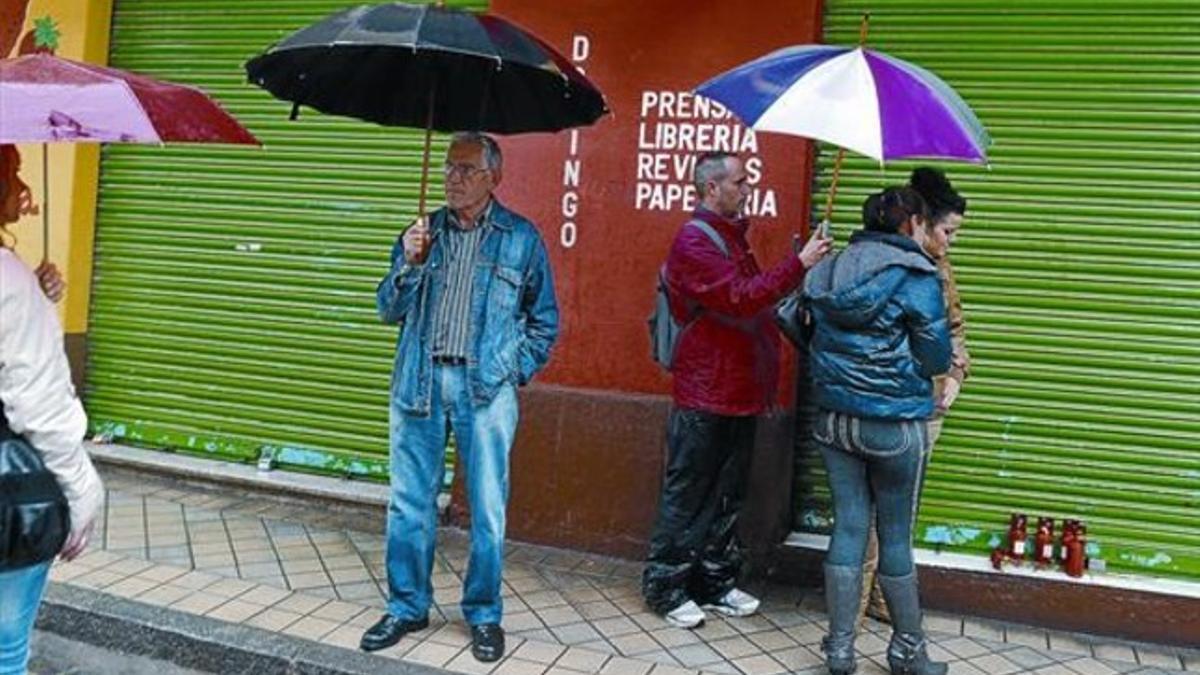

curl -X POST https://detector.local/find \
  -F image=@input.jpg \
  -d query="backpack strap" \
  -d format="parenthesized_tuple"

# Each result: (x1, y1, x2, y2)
(672, 218, 757, 332)
(687, 219, 730, 258)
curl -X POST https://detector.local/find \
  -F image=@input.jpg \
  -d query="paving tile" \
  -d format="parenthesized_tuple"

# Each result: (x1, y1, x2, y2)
(205, 577, 256, 599)
(505, 611, 547, 633)
(759, 609, 808, 630)
(940, 637, 991, 660)
(105, 576, 161, 598)
(488, 657, 549, 675)
(245, 606, 304, 631)
(1005, 646, 1058, 670)
(537, 605, 586, 628)
(205, 599, 262, 623)
(170, 592, 228, 615)
(729, 653, 786, 675)
(1135, 645, 1184, 670)
(1061, 657, 1122, 675)
(965, 652, 1024, 675)
(134, 584, 193, 607)
(924, 612, 963, 636)
(611, 632, 665, 657)
(281, 615, 342, 641)
(1093, 643, 1138, 663)
(672, 644, 725, 669)
(551, 622, 604, 646)
(961, 617, 1005, 642)
(400, 639, 463, 668)
(577, 600, 625, 622)
(445, 648, 503, 675)
(320, 625, 364, 651)
(72, 569, 128, 590)
(709, 636, 760, 661)
(514, 640, 568, 664)
(743, 629, 795, 653)
(275, 592, 329, 615)
(650, 628, 702, 650)
(1048, 631, 1095, 656)
(599, 656, 654, 675)
(638, 650, 683, 667)
(723, 616, 775, 636)
(855, 631, 889, 657)
(104, 558, 155, 577)
(782, 622, 825, 646)
(1030, 665, 1080, 675)
(555, 646, 611, 672)
(649, 664, 697, 675)
(593, 617, 643, 639)
(770, 646, 823, 671)
(1005, 625, 1049, 650)
(694, 621, 739, 641)
(427, 622, 473, 648)
(947, 662, 989, 675)
(524, 590, 570, 610)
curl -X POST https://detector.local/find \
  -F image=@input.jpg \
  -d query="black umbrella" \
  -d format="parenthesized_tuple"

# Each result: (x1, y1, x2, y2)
(245, 2, 609, 213)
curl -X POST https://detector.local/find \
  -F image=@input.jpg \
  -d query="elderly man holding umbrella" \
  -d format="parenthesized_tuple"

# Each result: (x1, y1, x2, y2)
(245, 2, 607, 662)
(368, 130, 558, 661)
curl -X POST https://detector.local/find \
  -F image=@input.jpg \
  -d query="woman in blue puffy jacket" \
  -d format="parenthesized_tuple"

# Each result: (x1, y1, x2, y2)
(803, 186, 952, 675)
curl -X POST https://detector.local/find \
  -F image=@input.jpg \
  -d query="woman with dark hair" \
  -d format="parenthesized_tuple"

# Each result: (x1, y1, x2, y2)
(857, 168, 971, 625)
(804, 186, 951, 675)
(0, 144, 104, 674)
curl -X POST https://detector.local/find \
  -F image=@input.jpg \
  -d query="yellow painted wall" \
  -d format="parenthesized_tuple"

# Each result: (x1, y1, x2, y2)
(8, 0, 114, 332)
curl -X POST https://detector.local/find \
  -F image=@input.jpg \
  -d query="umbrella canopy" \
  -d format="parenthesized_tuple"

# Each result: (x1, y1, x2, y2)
(244, 2, 608, 134)
(696, 45, 990, 164)
(0, 54, 260, 145)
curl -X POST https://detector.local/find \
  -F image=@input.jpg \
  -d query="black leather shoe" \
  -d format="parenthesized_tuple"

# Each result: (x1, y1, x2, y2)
(359, 614, 429, 652)
(470, 623, 505, 662)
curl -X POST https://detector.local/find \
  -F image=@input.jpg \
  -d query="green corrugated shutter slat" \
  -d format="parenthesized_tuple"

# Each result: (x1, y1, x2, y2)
(87, 0, 488, 480)
(798, 1, 1200, 580)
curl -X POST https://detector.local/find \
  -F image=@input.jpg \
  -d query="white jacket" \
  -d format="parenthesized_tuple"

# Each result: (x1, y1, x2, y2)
(0, 248, 103, 534)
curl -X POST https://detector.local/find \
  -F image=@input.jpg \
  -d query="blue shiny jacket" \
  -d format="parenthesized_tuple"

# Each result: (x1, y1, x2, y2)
(376, 201, 559, 416)
(803, 230, 951, 420)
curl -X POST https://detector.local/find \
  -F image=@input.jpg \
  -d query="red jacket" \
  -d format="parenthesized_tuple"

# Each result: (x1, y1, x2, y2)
(665, 209, 806, 416)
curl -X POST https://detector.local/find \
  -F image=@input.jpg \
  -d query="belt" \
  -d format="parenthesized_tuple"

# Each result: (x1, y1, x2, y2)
(432, 355, 467, 366)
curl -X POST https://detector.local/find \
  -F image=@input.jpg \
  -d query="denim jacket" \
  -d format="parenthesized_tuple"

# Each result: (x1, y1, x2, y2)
(803, 230, 951, 420)
(376, 201, 559, 416)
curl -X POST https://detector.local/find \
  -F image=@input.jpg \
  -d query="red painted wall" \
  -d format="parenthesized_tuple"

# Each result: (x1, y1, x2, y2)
(490, 0, 823, 403)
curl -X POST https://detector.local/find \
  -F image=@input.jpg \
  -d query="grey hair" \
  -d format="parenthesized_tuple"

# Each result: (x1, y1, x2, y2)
(451, 132, 503, 172)
(692, 151, 735, 194)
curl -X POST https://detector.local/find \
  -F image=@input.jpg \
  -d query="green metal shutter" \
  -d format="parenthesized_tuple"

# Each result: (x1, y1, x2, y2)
(86, 0, 487, 480)
(798, 1, 1200, 580)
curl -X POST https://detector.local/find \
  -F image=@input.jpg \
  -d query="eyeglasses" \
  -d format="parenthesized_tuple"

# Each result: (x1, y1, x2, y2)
(443, 163, 488, 180)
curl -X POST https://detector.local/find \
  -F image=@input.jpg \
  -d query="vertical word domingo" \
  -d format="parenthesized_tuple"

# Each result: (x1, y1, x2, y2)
(560, 34, 590, 249)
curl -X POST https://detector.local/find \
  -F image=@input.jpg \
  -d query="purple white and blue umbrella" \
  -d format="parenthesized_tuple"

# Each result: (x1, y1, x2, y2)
(695, 45, 991, 164)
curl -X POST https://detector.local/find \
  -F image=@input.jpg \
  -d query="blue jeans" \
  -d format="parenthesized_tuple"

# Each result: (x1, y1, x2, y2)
(0, 562, 50, 675)
(815, 410, 926, 577)
(386, 363, 517, 626)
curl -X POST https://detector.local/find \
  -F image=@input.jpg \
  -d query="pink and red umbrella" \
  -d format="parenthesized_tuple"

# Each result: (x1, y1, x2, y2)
(0, 54, 258, 260)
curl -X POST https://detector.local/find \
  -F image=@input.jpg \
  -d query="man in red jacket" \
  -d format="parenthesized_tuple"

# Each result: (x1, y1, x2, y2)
(642, 152, 832, 628)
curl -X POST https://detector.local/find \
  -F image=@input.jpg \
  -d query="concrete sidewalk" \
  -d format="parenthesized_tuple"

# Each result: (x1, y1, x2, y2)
(39, 465, 1195, 675)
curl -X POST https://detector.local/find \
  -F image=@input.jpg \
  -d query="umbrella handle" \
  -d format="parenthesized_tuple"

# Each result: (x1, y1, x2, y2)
(821, 147, 847, 227)
(417, 79, 437, 218)
(41, 143, 49, 265)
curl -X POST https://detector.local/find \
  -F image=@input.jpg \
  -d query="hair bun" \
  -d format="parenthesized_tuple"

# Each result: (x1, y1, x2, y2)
(910, 167, 951, 195)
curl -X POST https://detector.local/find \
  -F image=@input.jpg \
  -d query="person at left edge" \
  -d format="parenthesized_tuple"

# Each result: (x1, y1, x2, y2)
(361, 132, 559, 663)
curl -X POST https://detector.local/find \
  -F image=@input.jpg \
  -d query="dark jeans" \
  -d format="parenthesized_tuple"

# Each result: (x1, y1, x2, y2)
(642, 407, 756, 615)
(815, 409, 927, 577)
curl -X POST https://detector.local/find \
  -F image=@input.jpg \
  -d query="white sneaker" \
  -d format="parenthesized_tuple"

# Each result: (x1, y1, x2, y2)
(664, 600, 706, 629)
(703, 588, 761, 617)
